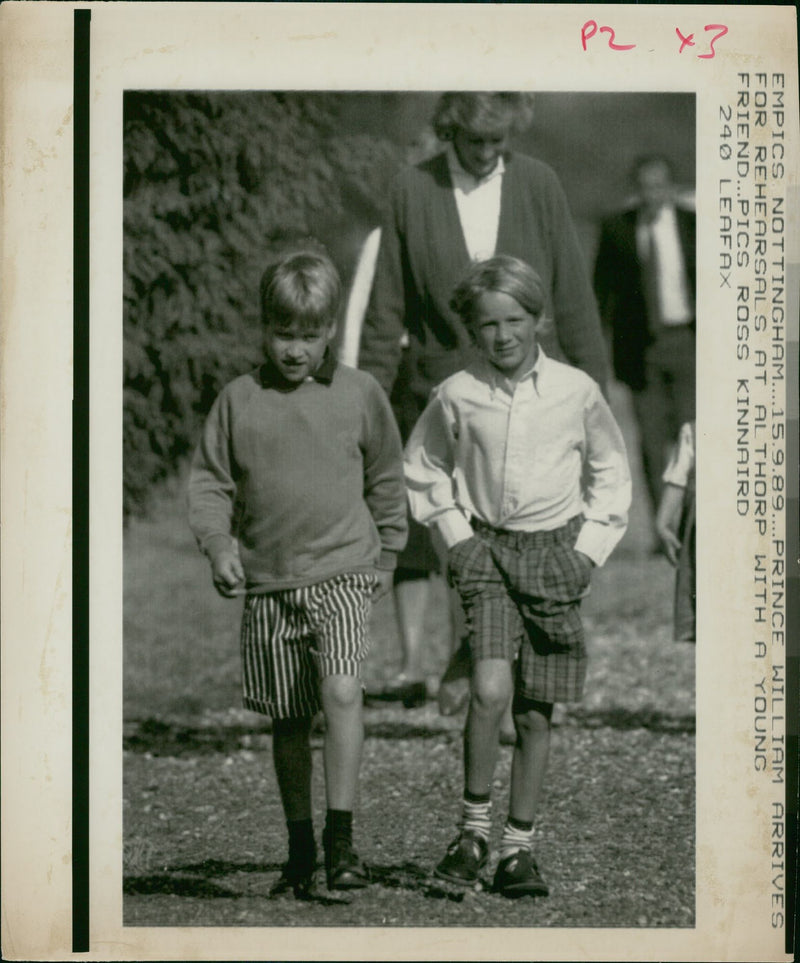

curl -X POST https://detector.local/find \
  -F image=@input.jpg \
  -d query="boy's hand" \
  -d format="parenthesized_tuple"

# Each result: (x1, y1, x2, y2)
(211, 550, 245, 597)
(655, 526, 681, 566)
(372, 568, 394, 602)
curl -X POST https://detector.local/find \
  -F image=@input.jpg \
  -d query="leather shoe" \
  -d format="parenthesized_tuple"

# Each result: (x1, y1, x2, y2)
(434, 830, 488, 885)
(270, 858, 318, 899)
(325, 842, 370, 890)
(492, 849, 549, 898)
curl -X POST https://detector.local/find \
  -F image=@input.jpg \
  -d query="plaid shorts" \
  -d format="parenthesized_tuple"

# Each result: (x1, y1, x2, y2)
(447, 515, 589, 703)
(240, 572, 376, 720)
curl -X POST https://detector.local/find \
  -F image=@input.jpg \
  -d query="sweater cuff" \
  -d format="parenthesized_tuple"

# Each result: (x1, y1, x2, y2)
(201, 533, 236, 563)
(376, 550, 398, 571)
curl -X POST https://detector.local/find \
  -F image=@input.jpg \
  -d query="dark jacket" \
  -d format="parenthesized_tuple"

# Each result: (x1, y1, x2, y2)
(594, 205, 696, 391)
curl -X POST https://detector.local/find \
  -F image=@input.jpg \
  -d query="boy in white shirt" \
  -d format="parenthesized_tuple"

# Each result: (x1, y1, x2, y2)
(404, 255, 631, 897)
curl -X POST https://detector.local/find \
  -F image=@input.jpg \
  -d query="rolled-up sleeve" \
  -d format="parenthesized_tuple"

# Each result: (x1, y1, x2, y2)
(403, 393, 474, 549)
(574, 385, 632, 566)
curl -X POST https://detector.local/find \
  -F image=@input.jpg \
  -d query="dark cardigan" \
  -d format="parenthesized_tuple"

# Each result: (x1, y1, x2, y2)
(359, 150, 610, 409)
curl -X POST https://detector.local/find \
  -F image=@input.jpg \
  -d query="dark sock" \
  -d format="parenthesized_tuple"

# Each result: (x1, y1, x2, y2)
(324, 808, 353, 852)
(507, 815, 534, 833)
(464, 789, 491, 805)
(286, 818, 316, 871)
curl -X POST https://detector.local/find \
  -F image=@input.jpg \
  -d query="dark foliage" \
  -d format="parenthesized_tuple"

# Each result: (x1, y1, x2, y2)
(123, 91, 401, 517)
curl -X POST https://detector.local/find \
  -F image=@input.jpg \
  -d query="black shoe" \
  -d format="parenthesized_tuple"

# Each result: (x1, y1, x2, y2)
(325, 840, 370, 890)
(270, 858, 318, 899)
(492, 849, 549, 898)
(434, 830, 488, 885)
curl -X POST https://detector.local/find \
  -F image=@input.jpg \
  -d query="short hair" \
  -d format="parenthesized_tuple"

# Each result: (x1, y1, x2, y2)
(259, 248, 341, 331)
(630, 153, 675, 184)
(450, 255, 550, 333)
(432, 92, 535, 142)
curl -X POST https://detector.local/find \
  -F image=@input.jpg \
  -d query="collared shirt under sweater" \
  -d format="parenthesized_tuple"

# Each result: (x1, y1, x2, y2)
(188, 353, 408, 592)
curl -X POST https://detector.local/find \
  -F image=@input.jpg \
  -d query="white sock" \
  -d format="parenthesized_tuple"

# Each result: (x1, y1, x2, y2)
(498, 818, 534, 861)
(461, 797, 492, 841)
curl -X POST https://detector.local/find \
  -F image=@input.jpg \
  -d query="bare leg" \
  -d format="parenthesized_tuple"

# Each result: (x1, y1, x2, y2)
(433, 528, 511, 730)
(433, 528, 471, 715)
(500, 687, 517, 744)
(272, 716, 313, 821)
(508, 701, 552, 823)
(464, 659, 513, 797)
(393, 577, 431, 681)
(320, 674, 364, 810)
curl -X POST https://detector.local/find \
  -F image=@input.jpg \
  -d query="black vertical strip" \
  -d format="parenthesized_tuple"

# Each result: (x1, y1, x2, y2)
(73, 7, 91, 954)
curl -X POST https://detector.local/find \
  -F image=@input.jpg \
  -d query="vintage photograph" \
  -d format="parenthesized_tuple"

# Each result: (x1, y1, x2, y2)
(2, 4, 795, 960)
(122, 90, 697, 928)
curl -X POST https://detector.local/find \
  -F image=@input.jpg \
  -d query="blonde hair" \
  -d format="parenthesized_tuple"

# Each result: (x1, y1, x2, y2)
(259, 248, 341, 331)
(450, 255, 550, 334)
(432, 92, 535, 142)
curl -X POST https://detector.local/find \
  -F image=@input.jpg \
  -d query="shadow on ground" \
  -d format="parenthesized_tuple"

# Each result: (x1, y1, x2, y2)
(124, 858, 473, 904)
(124, 706, 694, 756)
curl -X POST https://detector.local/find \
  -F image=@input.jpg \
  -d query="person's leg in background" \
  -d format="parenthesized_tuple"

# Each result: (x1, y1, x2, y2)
(631, 360, 672, 531)
(633, 326, 695, 546)
(665, 326, 696, 434)
(379, 566, 433, 707)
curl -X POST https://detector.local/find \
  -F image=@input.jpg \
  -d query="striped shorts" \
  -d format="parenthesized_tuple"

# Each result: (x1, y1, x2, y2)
(240, 572, 376, 720)
(447, 516, 589, 704)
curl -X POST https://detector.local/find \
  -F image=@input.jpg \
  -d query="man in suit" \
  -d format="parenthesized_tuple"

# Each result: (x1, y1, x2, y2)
(594, 154, 695, 516)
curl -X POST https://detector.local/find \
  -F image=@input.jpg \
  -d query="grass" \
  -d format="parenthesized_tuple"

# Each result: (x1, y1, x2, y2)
(123, 387, 695, 928)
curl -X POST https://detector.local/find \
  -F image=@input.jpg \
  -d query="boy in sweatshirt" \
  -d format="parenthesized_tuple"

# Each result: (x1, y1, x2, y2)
(188, 248, 407, 897)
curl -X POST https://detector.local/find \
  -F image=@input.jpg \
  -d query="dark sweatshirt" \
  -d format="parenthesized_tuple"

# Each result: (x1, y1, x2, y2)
(188, 353, 408, 592)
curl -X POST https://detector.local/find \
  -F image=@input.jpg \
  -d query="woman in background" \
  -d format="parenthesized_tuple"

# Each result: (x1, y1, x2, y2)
(358, 91, 610, 706)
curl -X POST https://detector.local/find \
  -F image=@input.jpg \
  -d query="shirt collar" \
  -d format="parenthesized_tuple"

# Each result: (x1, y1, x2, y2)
(445, 143, 506, 189)
(479, 345, 548, 396)
(259, 349, 337, 390)
(637, 202, 677, 229)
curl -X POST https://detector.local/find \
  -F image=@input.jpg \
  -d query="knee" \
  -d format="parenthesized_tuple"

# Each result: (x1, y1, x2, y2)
(321, 674, 362, 713)
(472, 675, 512, 717)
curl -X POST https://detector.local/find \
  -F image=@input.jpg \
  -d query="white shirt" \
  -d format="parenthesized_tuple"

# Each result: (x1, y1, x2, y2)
(404, 348, 631, 566)
(636, 205, 693, 325)
(339, 227, 382, 368)
(446, 144, 505, 262)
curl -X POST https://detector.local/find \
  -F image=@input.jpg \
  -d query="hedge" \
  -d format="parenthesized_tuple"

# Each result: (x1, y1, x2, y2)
(123, 91, 402, 517)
